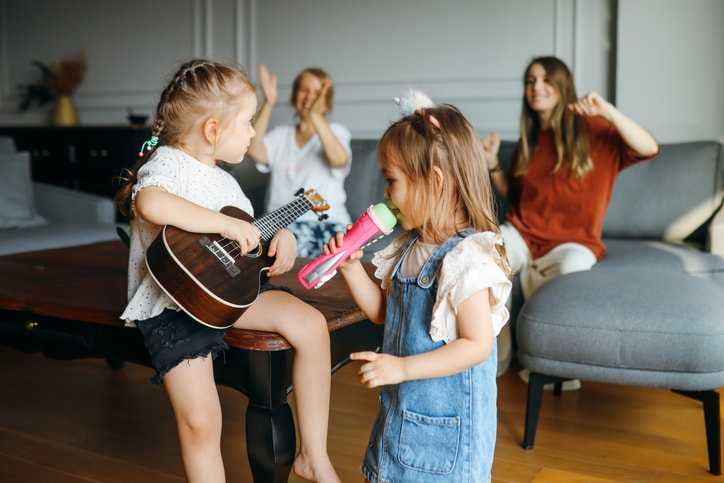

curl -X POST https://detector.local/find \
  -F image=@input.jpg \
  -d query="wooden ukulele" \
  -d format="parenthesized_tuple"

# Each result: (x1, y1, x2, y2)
(145, 189, 329, 328)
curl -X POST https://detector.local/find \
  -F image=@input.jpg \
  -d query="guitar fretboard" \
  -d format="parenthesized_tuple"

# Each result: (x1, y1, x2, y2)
(199, 192, 315, 264)
(203, 192, 316, 264)
(253, 195, 313, 241)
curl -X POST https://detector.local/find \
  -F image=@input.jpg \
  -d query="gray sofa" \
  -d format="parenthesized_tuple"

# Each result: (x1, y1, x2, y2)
(0, 137, 122, 256)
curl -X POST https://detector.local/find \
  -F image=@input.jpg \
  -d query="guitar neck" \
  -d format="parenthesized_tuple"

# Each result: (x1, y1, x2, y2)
(253, 195, 312, 241)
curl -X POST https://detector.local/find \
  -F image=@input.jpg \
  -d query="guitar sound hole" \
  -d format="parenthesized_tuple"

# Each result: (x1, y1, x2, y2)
(245, 245, 262, 258)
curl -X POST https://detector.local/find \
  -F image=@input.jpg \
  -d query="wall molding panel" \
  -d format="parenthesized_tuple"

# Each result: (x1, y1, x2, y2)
(0, 0, 598, 136)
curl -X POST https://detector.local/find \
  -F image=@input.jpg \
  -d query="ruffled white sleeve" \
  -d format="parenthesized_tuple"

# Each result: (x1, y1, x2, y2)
(132, 147, 185, 199)
(431, 232, 512, 342)
(371, 236, 404, 290)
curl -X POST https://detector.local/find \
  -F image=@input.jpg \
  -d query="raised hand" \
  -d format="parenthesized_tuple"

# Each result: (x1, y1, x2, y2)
(481, 131, 501, 167)
(258, 63, 278, 106)
(567, 91, 613, 119)
(310, 79, 331, 117)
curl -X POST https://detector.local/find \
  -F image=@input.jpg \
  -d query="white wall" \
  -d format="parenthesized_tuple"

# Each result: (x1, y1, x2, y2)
(252, 0, 615, 139)
(616, 0, 724, 143)
(0, 0, 720, 143)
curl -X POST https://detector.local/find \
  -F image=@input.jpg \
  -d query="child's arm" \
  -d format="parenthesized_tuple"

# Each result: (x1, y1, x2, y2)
(350, 288, 494, 388)
(135, 186, 261, 253)
(327, 231, 386, 324)
(339, 258, 386, 324)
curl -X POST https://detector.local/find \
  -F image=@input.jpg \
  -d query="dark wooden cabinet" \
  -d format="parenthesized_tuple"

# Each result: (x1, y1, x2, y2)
(0, 126, 151, 198)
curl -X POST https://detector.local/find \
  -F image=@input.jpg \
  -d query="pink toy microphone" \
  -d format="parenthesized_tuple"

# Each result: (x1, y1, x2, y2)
(298, 203, 397, 289)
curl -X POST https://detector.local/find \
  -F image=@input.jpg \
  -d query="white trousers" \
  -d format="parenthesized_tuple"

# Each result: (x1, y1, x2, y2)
(499, 222, 597, 300)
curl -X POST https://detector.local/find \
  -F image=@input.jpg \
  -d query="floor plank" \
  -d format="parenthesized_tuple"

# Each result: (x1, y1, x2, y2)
(0, 345, 720, 482)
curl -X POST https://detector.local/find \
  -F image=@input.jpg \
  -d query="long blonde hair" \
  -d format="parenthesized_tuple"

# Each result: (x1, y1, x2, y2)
(514, 56, 592, 179)
(378, 104, 510, 276)
(114, 59, 256, 218)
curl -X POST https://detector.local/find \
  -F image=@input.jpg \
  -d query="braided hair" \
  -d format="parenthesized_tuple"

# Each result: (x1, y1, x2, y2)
(114, 59, 255, 218)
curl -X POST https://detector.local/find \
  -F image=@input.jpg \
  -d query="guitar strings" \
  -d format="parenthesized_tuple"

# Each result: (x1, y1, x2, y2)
(212, 195, 314, 261)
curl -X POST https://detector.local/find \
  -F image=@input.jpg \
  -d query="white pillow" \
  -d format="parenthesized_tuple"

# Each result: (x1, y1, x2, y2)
(0, 151, 48, 229)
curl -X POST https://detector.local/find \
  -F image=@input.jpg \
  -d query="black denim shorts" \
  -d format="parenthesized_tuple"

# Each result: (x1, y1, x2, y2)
(135, 281, 290, 384)
(135, 308, 229, 385)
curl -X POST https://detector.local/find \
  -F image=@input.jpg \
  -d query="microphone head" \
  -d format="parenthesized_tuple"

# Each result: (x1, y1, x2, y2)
(369, 203, 397, 233)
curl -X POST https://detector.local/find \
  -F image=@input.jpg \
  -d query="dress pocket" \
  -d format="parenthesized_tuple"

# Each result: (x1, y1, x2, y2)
(398, 409, 460, 474)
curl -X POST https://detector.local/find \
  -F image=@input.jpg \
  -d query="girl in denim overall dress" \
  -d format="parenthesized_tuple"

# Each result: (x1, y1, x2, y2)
(326, 94, 512, 482)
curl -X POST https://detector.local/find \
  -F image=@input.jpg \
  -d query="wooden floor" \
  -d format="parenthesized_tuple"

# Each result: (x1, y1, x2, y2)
(0, 344, 721, 482)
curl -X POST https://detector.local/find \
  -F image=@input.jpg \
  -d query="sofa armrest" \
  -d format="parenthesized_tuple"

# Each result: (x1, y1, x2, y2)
(709, 201, 724, 257)
(33, 182, 116, 225)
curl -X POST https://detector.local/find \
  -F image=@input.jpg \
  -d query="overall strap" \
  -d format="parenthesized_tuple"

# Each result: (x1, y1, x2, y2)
(391, 232, 421, 278)
(416, 228, 477, 289)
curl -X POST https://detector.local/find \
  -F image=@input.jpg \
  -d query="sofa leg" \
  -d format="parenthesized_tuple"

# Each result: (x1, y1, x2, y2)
(523, 372, 569, 449)
(672, 389, 721, 476)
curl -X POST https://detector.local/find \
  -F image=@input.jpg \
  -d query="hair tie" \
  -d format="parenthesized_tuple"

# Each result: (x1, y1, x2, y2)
(393, 89, 433, 116)
(138, 135, 159, 157)
(394, 89, 440, 129)
(414, 108, 441, 129)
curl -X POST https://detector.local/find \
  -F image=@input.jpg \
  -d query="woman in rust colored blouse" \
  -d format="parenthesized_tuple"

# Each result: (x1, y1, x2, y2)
(483, 55, 658, 300)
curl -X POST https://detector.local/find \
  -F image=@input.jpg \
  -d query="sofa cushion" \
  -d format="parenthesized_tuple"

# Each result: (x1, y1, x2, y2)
(601, 238, 724, 286)
(0, 151, 48, 229)
(0, 137, 16, 154)
(517, 269, 724, 390)
(0, 222, 121, 256)
(603, 141, 723, 245)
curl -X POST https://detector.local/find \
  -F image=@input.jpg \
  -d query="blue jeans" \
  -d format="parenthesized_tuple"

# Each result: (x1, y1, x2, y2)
(289, 220, 347, 258)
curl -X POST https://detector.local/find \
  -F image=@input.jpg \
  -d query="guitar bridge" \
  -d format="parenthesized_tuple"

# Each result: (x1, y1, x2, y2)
(200, 236, 241, 277)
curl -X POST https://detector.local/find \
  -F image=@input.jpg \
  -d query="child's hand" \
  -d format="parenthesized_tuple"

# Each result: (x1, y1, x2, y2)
(266, 229, 296, 276)
(350, 351, 405, 388)
(223, 219, 262, 255)
(323, 227, 363, 267)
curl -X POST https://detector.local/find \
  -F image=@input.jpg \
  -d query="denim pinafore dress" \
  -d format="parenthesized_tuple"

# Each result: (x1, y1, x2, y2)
(362, 230, 498, 483)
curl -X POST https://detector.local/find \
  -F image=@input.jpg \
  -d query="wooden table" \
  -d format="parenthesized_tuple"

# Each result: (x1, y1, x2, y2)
(0, 240, 383, 482)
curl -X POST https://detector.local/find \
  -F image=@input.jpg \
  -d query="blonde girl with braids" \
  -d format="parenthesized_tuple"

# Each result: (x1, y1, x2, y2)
(482, 56, 658, 300)
(115, 59, 340, 483)
(325, 93, 512, 482)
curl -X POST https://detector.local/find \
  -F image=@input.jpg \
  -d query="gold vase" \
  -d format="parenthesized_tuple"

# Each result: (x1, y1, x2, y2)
(52, 95, 80, 126)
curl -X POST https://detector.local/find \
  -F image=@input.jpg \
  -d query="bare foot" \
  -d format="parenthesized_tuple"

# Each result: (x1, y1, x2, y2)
(292, 451, 341, 483)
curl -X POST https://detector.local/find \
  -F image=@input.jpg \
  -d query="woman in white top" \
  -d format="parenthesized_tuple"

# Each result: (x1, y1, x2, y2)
(247, 64, 352, 257)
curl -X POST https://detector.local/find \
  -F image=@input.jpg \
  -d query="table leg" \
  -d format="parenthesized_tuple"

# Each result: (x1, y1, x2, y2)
(215, 346, 295, 483)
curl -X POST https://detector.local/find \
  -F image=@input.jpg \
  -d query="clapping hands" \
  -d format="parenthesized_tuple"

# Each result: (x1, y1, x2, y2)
(310, 79, 331, 117)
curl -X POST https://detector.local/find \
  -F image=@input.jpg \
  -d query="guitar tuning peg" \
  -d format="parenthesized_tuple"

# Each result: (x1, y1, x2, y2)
(318, 213, 329, 221)
(295, 188, 304, 196)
